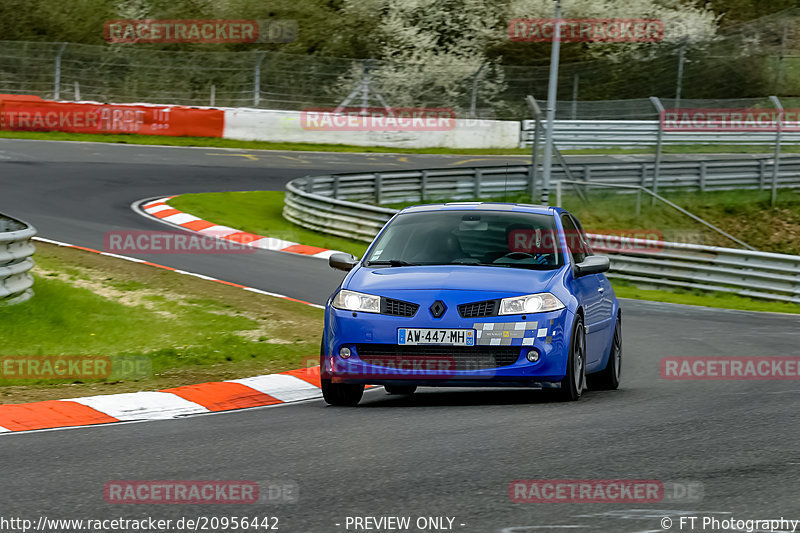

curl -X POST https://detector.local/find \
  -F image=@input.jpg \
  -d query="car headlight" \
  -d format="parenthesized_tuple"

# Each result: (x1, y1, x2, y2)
(332, 289, 381, 313)
(498, 292, 564, 315)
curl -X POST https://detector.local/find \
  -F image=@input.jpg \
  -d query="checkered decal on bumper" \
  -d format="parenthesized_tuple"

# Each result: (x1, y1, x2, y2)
(473, 321, 551, 346)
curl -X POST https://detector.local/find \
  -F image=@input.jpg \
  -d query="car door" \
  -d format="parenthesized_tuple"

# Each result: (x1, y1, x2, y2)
(561, 214, 608, 364)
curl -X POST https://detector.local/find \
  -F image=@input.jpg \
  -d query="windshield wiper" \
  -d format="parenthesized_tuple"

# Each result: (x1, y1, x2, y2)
(366, 260, 420, 267)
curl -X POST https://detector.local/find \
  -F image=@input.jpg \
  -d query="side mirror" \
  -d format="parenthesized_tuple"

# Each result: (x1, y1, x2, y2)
(575, 255, 610, 276)
(329, 252, 359, 272)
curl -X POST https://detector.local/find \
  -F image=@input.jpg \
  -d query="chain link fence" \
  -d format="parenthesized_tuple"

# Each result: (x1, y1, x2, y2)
(0, 14, 797, 121)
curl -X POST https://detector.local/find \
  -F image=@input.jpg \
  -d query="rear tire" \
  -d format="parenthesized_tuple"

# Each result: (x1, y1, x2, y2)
(554, 315, 586, 402)
(321, 379, 364, 406)
(587, 314, 621, 391)
(384, 385, 417, 395)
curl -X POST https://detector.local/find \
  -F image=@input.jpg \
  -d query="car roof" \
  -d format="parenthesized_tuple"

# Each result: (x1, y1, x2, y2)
(397, 202, 563, 216)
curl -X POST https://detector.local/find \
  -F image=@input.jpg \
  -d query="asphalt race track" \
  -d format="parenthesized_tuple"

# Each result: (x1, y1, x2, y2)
(1, 139, 799, 532)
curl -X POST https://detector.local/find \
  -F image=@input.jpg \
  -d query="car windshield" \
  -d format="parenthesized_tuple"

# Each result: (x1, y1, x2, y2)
(364, 209, 563, 270)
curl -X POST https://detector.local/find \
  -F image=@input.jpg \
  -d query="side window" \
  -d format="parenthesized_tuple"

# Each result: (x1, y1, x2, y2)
(560, 214, 587, 264)
(569, 214, 593, 258)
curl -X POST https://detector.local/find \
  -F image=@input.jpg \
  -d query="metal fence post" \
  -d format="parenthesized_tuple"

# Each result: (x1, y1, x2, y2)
(253, 52, 266, 107)
(332, 174, 340, 199)
(759, 160, 767, 190)
(374, 172, 383, 204)
(420, 170, 428, 202)
(770, 95, 783, 207)
(210, 84, 216, 107)
(649, 96, 665, 205)
(73, 81, 80, 101)
(699, 161, 706, 192)
(474, 168, 482, 198)
(469, 63, 485, 118)
(53, 42, 67, 100)
(525, 96, 543, 203)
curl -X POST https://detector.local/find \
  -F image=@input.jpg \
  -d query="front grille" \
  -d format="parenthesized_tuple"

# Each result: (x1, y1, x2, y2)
(458, 299, 498, 318)
(356, 344, 520, 371)
(382, 298, 419, 317)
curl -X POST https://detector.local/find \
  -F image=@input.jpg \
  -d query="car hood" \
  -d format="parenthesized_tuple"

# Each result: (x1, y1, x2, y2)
(346, 265, 560, 295)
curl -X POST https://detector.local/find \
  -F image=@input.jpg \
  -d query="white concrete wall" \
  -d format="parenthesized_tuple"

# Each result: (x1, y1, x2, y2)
(222, 108, 520, 149)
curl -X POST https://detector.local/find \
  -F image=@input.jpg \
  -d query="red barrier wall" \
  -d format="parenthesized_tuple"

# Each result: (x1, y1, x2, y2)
(0, 96, 223, 138)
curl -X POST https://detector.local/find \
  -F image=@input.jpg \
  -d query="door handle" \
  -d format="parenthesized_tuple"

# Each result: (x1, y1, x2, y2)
(598, 287, 605, 293)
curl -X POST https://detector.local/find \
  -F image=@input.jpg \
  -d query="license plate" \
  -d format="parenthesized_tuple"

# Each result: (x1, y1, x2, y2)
(398, 328, 475, 346)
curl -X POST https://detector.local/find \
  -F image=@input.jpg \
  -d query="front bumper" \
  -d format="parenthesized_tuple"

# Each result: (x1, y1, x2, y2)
(323, 302, 573, 387)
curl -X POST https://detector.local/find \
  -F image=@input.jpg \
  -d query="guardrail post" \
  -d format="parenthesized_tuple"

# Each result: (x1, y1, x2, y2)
(332, 174, 340, 199)
(374, 172, 383, 204)
(770, 95, 783, 207)
(759, 160, 767, 190)
(474, 168, 482, 198)
(699, 161, 706, 193)
(420, 170, 428, 202)
(305, 176, 314, 193)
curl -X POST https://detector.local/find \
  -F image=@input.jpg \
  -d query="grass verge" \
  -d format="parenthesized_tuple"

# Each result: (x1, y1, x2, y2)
(0, 242, 322, 404)
(169, 191, 369, 257)
(611, 280, 800, 315)
(0, 130, 528, 155)
(166, 190, 800, 315)
(0, 130, 795, 156)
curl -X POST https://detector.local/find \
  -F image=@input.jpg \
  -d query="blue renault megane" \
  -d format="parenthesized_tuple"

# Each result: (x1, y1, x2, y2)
(321, 203, 621, 405)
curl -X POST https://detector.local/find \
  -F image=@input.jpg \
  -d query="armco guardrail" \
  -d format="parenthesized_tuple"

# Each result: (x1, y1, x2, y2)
(520, 120, 800, 149)
(0, 213, 36, 305)
(284, 165, 800, 304)
(287, 156, 800, 205)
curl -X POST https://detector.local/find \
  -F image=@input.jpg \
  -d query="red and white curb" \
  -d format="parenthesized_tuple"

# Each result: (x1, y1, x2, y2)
(138, 196, 342, 259)
(0, 366, 324, 433)
(0, 237, 333, 434)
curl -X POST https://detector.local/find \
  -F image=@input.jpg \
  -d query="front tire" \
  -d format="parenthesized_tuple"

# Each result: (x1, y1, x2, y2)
(587, 314, 621, 391)
(555, 314, 586, 401)
(321, 379, 364, 406)
(320, 337, 364, 406)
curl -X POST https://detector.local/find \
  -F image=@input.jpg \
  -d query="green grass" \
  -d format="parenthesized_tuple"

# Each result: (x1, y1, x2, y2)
(0, 130, 529, 155)
(611, 280, 800, 314)
(0, 129, 795, 156)
(169, 191, 369, 257)
(0, 243, 322, 403)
